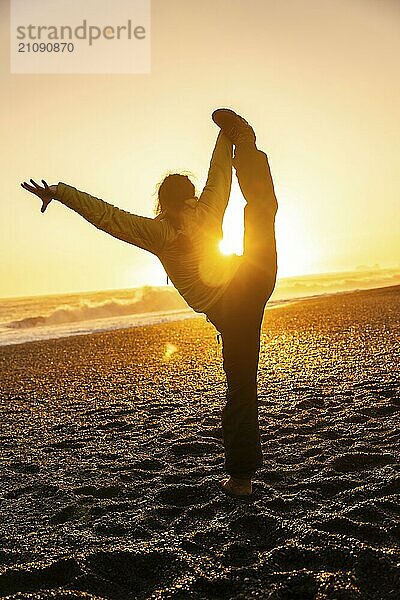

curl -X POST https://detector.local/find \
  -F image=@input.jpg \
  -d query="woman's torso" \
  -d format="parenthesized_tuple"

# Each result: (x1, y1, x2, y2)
(156, 199, 242, 313)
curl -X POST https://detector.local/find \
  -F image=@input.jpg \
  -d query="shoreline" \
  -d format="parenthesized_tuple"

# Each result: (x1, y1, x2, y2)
(1, 282, 399, 349)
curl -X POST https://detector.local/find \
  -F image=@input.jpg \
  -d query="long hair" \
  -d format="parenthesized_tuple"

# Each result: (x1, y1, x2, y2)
(155, 173, 195, 230)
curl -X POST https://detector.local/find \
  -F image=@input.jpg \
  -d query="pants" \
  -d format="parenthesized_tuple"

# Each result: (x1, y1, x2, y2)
(206, 143, 278, 478)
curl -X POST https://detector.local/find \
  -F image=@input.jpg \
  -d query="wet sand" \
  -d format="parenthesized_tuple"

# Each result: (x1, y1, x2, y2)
(0, 285, 399, 599)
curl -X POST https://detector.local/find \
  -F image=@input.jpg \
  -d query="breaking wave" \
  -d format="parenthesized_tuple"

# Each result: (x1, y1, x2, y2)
(6, 288, 187, 330)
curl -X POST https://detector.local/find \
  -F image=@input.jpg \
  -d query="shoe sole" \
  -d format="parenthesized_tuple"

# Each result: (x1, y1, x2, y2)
(211, 108, 255, 144)
(212, 108, 238, 125)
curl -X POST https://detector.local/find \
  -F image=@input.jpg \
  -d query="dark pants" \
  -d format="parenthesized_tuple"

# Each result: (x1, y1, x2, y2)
(206, 144, 278, 478)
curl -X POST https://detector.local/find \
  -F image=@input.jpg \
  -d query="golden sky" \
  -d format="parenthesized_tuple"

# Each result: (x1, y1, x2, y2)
(1, 0, 399, 298)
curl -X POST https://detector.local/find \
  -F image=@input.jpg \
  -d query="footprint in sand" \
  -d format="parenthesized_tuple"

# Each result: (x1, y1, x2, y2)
(312, 477, 358, 497)
(43, 439, 84, 451)
(94, 517, 150, 539)
(343, 502, 388, 524)
(296, 397, 325, 409)
(268, 542, 354, 573)
(377, 477, 400, 496)
(83, 549, 183, 597)
(72, 484, 122, 499)
(353, 547, 400, 598)
(170, 440, 220, 457)
(346, 413, 369, 423)
(329, 452, 396, 472)
(97, 451, 121, 460)
(313, 515, 390, 545)
(5, 483, 59, 500)
(132, 457, 164, 471)
(362, 404, 398, 417)
(5, 485, 37, 499)
(50, 503, 92, 524)
(189, 576, 239, 597)
(229, 513, 285, 550)
(7, 461, 40, 474)
(0, 558, 82, 598)
(220, 541, 259, 567)
(156, 483, 210, 506)
(90, 500, 137, 518)
(268, 572, 319, 600)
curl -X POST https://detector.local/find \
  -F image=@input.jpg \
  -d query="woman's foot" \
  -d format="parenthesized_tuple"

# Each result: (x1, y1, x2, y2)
(212, 108, 256, 147)
(220, 476, 253, 497)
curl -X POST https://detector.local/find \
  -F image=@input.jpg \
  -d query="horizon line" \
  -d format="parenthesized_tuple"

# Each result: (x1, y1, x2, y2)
(1, 264, 399, 302)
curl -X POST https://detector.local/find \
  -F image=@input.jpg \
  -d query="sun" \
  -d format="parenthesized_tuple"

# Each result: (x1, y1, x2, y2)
(219, 181, 245, 256)
(218, 182, 318, 277)
(219, 238, 239, 255)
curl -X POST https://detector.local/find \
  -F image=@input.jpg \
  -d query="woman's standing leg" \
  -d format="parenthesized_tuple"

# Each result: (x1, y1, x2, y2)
(206, 280, 265, 489)
(218, 291, 265, 478)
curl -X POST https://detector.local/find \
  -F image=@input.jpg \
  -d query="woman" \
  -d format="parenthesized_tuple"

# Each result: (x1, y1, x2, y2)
(21, 109, 278, 498)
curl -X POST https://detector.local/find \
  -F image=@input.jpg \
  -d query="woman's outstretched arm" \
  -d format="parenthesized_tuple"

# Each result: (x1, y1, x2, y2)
(197, 132, 233, 222)
(20, 179, 166, 254)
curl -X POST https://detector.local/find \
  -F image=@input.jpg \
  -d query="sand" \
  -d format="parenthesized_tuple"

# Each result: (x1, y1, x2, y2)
(0, 285, 399, 599)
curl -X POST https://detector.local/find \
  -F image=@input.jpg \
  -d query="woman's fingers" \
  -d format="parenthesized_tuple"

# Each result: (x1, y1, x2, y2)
(21, 181, 37, 193)
(22, 179, 50, 194)
(30, 178, 42, 189)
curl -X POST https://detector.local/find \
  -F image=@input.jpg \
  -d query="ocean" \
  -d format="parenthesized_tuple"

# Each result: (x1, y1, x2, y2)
(0, 287, 195, 346)
(1, 267, 399, 346)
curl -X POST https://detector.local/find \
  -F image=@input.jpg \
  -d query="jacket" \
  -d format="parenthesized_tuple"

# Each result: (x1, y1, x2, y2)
(55, 132, 241, 314)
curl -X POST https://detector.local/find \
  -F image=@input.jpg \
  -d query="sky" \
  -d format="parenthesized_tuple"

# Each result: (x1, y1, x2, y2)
(1, 0, 399, 298)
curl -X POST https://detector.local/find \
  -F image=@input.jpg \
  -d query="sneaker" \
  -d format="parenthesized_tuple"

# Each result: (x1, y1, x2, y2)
(212, 108, 256, 146)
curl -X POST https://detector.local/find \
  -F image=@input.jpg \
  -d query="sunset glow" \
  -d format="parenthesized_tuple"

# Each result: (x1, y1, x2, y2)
(1, 0, 399, 298)
(164, 343, 178, 360)
(219, 184, 244, 256)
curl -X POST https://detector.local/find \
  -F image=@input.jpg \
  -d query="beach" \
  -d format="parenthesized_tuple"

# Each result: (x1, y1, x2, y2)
(0, 284, 399, 599)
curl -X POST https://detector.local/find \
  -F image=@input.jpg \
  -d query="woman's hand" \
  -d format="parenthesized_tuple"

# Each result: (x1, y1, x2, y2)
(20, 179, 58, 213)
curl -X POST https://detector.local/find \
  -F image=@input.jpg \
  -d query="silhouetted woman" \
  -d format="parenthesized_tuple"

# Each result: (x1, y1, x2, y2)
(21, 109, 278, 497)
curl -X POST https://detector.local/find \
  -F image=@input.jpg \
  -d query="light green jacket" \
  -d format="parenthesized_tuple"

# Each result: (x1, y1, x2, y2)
(56, 132, 241, 314)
